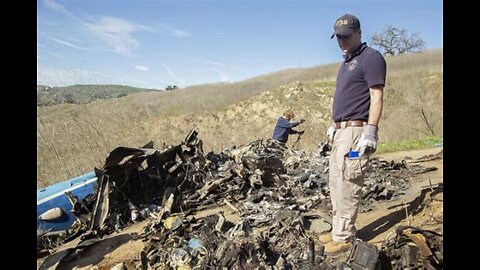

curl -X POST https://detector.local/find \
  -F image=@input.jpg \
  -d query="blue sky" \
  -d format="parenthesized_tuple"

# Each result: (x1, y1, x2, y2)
(37, 0, 443, 89)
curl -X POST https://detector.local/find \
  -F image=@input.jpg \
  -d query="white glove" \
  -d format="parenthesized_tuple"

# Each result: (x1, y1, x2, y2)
(356, 124, 378, 156)
(326, 124, 336, 143)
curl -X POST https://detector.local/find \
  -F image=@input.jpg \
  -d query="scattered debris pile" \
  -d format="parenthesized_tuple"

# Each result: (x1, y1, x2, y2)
(358, 157, 437, 212)
(379, 226, 443, 269)
(38, 129, 441, 269)
(138, 209, 321, 269)
(320, 226, 443, 269)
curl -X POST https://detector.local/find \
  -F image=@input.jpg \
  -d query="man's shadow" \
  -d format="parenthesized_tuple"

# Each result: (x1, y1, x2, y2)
(357, 183, 443, 242)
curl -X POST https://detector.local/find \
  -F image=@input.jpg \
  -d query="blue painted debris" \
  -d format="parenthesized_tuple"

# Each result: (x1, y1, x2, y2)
(37, 171, 98, 232)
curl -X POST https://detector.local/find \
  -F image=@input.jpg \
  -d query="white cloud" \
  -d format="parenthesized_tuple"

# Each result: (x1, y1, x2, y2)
(163, 64, 184, 85)
(43, 0, 67, 13)
(85, 17, 140, 56)
(202, 60, 227, 67)
(37, 64, 163, 89)
(210, 68, 230, 82)
(134, 65, 150, 71)
(157, 23, 191, 37)
(202, 60, 231, 82)
(37, 64, 109, 87)
(51, 37, 89, 50)
(41, 1, 190, 57)
(45, 50, 65, 59)
(42, 0, 80, 22)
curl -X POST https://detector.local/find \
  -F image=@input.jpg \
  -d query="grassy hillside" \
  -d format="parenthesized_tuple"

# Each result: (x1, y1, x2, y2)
(37, 84, 158, 106)
(37, 48, 442, 187)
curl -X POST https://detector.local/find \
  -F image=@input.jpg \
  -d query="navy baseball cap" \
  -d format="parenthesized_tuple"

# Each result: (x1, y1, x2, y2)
(330, 14, 361, 39)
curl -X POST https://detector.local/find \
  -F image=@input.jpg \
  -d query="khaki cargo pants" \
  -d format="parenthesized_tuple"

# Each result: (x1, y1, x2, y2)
(328, 126, 370, 242)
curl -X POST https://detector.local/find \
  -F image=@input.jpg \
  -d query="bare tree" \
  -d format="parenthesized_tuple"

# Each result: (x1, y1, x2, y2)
(370, 25, 425, 56)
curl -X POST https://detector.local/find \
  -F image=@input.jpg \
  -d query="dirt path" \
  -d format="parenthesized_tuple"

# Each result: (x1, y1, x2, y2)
(39, 147, 443, 269)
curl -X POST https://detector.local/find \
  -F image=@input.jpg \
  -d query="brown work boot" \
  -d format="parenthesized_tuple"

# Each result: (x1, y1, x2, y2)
(318, 233, 332, 244)
(324, 240, 352, 254)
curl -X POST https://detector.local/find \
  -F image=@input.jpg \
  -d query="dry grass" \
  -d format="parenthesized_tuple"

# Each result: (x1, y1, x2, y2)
(37, 49, 443, 187)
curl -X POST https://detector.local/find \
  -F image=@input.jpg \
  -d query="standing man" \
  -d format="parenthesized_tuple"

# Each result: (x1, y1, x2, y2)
(320, 14, 386, 254)
(272, 110, 305, 146)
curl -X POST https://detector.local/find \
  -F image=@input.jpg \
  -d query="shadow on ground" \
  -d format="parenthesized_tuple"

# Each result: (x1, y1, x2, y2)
(357, 183, 443, 242)
(40, 233, 136, 270)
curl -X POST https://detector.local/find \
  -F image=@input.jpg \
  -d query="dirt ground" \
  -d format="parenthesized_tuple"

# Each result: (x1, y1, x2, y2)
(38, 147, 443, 269)
(355, 147, 443, 244)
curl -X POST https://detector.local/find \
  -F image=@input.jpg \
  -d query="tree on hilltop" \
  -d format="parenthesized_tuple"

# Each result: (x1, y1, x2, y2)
(165, 85, 178, 91)
(370, 25, 425, 56)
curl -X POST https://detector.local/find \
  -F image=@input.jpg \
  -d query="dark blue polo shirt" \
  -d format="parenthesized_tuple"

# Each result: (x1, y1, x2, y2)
(332, 42, 386, 122)
(272, 117, 300, 143)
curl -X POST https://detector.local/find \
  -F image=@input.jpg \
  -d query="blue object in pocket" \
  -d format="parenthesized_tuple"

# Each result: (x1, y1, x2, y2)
(348, 150, 360, 158)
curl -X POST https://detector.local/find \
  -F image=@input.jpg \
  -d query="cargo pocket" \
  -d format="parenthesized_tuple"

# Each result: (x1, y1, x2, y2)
(343, 155, 369, 182)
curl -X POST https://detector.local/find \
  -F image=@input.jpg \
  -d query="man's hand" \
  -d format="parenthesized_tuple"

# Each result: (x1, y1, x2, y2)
(326, 124, 336, 143)
(356, 124, 378, 156)
(299, 119, 305, 124)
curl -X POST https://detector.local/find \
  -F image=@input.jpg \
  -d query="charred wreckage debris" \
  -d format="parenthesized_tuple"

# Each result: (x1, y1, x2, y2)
(38, 129, 443, 269)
